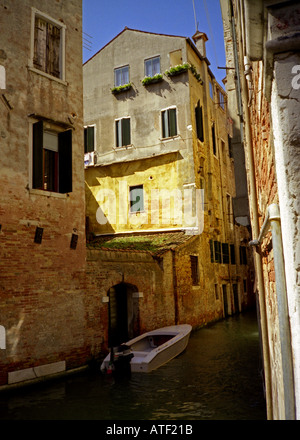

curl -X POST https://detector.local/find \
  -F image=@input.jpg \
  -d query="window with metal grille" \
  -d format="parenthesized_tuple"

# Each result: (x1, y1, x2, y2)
(190, 255, 199, 285)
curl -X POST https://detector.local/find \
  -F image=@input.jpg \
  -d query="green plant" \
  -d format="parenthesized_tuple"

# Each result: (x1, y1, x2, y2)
(142, 73, 163, 85)
(165, 63, 190, 76)
(165, 63, 203, 83)
(111, 83, 132, 94)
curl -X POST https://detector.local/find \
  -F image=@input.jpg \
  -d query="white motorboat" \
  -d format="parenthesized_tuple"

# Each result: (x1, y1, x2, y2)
(101, 324, 192, 373)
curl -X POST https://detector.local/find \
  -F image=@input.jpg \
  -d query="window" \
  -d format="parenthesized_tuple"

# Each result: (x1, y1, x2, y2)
(145, 56, 160, 77)
(32, 9, 65, 80)
(228, 135, 233, 158)
(169, 49, 182, 67)
(240, 246, 247, 265)
(84, 126, 95, 153)
(190, 256, 199, 285)
(214, 241, 222, 263)
(218, 89, 225, 110)
(209, 80, 214, 99)
(129, 185, 144, 213)
(230, 244, 236, 264)
(195, 100, 204, 142)
(114, 65, 129, 87)
(212, 123, 217, 156)
(161, 107, 177, 138)
(222, 243, 230, 264)
(115, 118, 131, 147)
(227, 194, 232, 223)
(32, 120, 72, 193)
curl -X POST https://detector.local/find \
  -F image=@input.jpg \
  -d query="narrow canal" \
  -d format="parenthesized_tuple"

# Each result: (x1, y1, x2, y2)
(0, 309, 266, 420)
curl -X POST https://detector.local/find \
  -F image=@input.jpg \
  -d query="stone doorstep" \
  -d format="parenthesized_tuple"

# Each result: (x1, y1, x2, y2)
(8, 361, 66, 384)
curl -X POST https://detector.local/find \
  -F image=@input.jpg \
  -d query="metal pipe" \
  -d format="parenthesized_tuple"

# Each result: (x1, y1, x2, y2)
(250, 204, 296, 419)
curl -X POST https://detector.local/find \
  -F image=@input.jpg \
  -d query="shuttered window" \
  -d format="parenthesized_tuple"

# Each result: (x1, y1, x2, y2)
(222, 243, 230, 264)
(162, 107, 177, 138)
(230, 244, 236, 264)
(214, 241, 222, 263)
(33, 16, 62, 79)
(84, 126, 95, 153)
(116, 118, 131, 147)
(32, 121, 72, 193)
(190, 255, 199, 285)
(212, 123, 217, 156)
(195, 100, 204, 142)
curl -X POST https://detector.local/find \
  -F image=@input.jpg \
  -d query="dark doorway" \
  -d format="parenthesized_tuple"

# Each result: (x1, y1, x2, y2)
(222, 284, 229, 317)
(233, 283, 239, 314)
(108, 283, 140, 347)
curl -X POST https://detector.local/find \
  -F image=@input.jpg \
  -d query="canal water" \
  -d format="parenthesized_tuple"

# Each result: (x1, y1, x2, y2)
(0, 309, 266, 420)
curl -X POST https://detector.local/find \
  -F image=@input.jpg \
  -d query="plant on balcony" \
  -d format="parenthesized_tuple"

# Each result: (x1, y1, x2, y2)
(165, 63, 203, 84)
(165, 63, 190, 77)
(189, 64, 203, 84)
(111, 83, 132, 94)
(142, 73, 163, 86)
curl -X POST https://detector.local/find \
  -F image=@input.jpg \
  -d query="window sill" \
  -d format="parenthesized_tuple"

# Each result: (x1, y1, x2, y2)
(114, 145, 134, 151)
(28, 66, 68, 86)
(160, 135, 180, 142)
(29, 188, 68, 199)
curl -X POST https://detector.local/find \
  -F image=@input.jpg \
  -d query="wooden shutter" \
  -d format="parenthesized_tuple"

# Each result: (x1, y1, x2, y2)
(195, 101, 204, 142)
(222, 243, 229, 264)
(32, 121, 44, 189)
(212, 124, 217, 155)
(47, 23, 60, 78)
(33, 17, 47, 72)
(122, 118, 130, 146)
(169, 108, 177, 136)
(58, 130, 72, 193)
(162, 110, 167, 138)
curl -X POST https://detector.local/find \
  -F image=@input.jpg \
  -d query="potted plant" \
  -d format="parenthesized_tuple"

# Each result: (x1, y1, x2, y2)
(142, 73, 163, 86)
(111, 83, 132, 94)
(165, 63, 190, 77)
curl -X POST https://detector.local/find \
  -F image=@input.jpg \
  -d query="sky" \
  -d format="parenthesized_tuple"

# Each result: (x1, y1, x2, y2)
(82, 0, 227, 86)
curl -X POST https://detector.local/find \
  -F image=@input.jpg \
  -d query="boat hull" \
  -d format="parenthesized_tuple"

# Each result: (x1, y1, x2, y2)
(101, 324, 192, 373)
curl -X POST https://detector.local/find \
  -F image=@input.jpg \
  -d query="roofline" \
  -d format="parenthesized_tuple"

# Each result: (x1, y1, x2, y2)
(83, 27, 189, 66)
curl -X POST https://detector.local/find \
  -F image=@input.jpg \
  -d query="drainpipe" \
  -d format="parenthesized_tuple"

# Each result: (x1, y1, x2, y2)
(231, 2, 273, 419)
(250, 204, 295, 419)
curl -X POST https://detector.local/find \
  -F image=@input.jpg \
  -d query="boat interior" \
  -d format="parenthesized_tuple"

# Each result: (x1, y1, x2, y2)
(130, 334, 175, 352)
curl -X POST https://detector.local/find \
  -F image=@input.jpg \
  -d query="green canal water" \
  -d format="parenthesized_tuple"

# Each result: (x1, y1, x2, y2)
(0, 310, 266, 420)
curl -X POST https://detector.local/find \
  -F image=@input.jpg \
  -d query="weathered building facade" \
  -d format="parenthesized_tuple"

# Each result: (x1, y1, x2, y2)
(0, 0, 95, 388)
(220, 0, 300, 420)
(83, 28, 254, 347)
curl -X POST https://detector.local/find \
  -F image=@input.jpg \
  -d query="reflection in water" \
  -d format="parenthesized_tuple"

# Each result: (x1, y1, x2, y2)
(0, 310, 266, 420)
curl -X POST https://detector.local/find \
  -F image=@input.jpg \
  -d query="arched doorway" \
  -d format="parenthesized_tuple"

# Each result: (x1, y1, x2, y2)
(107, 283, 140, 347)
